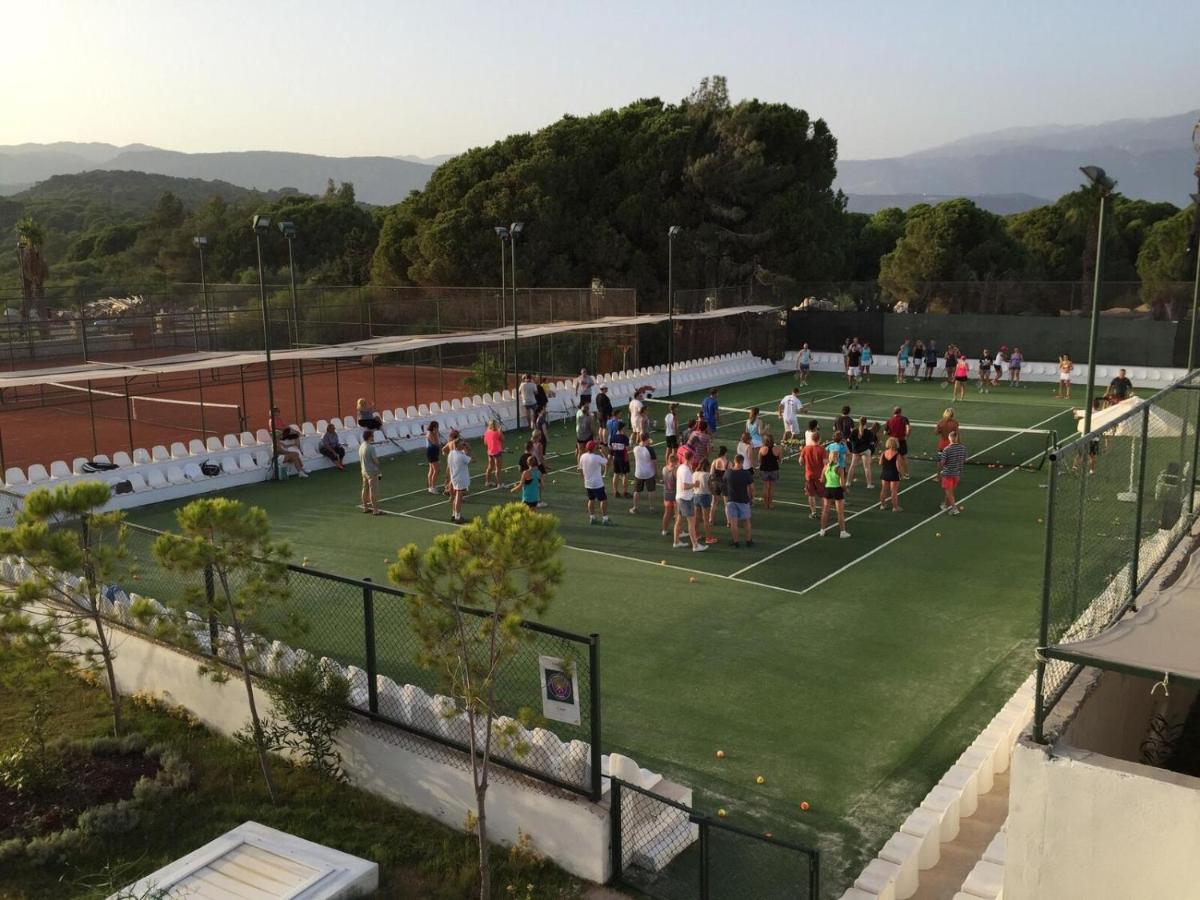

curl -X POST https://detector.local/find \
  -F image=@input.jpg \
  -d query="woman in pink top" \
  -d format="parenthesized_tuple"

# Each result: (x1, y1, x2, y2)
(483, 420, 505, 487)
(952, 356, 970, 401)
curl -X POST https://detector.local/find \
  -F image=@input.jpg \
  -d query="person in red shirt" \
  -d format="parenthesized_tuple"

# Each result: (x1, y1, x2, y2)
(801, 427, 828, 519)
(885, 406, 911, 479)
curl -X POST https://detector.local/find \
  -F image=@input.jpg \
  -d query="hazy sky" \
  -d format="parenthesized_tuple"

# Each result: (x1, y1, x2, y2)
(4, 0, 1198, 161)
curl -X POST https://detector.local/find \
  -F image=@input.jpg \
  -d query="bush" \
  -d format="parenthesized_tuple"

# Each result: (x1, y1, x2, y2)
(24, 828, 82, 866)
(77, 800, 141, 837)
(462, 351, 508, 394)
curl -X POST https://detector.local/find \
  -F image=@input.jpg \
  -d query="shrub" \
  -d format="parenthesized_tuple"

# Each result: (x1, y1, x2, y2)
(77, 800, 141, 837)
(24, 828, 82, 866)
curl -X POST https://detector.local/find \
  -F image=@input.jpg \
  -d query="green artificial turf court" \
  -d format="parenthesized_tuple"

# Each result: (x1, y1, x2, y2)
(127, 370, 1083, 893)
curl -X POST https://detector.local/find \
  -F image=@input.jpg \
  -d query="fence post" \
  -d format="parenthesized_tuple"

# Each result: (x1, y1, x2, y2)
(1130, 407, 1150, 606)
(1191, 380, 1200, 517)
(609, 778, 622, 883)
(1068, 437, 1091, 621)
(698, 821, 710, 900)
(1034, 452, 1058, 744)
(363, 577, 378, 714)
(809, 847, 821, 899)
(204, 563, 218, 658)
(589, 632, 602, 801)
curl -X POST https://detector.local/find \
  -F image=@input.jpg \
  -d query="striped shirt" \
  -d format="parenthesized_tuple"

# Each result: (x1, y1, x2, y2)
(939, 442, 968, 477)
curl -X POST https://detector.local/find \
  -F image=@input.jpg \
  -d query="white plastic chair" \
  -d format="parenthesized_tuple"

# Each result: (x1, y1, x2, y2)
(125, 473, 149, 492)
(4, 467, 26, 486)
(240, 431, 256, 447)
(183, 463, 204, 481)
(72, 458, 90, 475)
(301, 422, 317, 435)
(145, 469, 168, 489)
(151, 446, 170, 463)
(237, 453, 256, 471)
(133, 448, 151, 465)
(188, 439, 206, 456)
(49, 460, 71, 480)
(165, 466, 187, 485)
(170, 442, 189, 460)
(206, 437, 223, 452)
(112, 451, 133, 468)
(27, 464, 50, 484)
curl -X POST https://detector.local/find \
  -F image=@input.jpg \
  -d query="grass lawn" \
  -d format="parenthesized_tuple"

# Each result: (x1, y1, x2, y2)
(0, 647, 583, 899)
(126, 370, 1080, 893)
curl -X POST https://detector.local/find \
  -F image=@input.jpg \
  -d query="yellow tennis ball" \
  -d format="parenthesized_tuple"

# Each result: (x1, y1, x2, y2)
(717, 808, 727, 818)
(715, 750, 725, 759)
(800, 801, 811, 811)
(660, 560, 667, 565)
(755, 775, 765, 785)
(935, 532, 942, 538)
(688, 576, 696, 583)
(1037, 517, 1043, 523)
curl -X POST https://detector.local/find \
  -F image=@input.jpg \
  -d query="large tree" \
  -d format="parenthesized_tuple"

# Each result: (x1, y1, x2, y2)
(370, 78, 848, 306)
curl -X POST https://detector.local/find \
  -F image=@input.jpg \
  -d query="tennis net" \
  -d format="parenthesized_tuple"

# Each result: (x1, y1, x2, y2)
(45, 382, 245, 436)
(641, 398, 1056, 470)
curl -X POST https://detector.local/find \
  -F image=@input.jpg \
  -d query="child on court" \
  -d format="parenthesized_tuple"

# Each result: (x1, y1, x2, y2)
(820, 449, 851, 539)
(695, 458, 717, 544)
(660, 455, 677, 537)
(630, 433, 658, 514)
(447, 440, 472, 524)
(425, 421, 443, 494)
(609, 421, 632, 499)
(801, 429, 827, 519)
(483, 420, 504, 487)
(825, 430, 849, 485)
(938, 430, 967, 515)
(709, 445, 728, 527)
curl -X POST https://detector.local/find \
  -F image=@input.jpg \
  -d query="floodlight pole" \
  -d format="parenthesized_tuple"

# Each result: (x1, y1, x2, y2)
(1081, 168, 1114, 436)
(193, 237, 211, 350)
(253, 218, 279, 481)
(281, 225, 306, 421)
(510, 222, 524, 430)
(667, 226, 680, 396)
(1187, 193, 1200, 372)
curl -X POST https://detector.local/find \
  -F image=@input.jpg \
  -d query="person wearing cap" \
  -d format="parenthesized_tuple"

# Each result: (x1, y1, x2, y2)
(575, 400, 595, 461)
(578, 439, 612, 526)
(519, 374, 539, 428)
(576, 368, 595, 408)
(595, 384, 613, 423)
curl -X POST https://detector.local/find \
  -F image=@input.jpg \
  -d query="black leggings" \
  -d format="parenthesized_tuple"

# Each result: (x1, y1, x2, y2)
(320, 445, 346, 462)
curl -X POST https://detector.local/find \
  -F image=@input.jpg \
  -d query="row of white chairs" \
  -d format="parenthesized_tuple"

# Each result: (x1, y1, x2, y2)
(842, 676, 1033, 900)
(3, 353, 774, 491)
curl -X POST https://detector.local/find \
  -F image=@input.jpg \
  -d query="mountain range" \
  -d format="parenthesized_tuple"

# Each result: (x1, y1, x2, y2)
(837, 109, 1200, 213)
(3, 108, 1197, 212)
(0, 142, 437, 205)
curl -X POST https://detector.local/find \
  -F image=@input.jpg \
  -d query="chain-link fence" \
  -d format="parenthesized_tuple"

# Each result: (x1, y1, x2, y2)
(610, 778, 820, 900)
(1035, 370, 1200, 741)
(117, 522, 602, 798)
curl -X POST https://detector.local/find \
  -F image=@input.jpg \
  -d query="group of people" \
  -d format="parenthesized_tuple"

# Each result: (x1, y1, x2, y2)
(893, 340, 1027, 392)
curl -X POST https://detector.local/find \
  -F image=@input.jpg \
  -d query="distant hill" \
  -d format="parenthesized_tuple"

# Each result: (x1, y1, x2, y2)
(13, 169, 285, 212)
(395, 153, 455, 166)
(837, 108, 1200, 206)
(845, 193, 1050, 215)
(0, 143, 438, 205)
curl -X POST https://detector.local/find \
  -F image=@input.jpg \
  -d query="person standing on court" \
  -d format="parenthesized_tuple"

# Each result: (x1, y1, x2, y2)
(519, 374, 539, 429)
(779, 388, 803, 445)
(1105, 369, 1135, 405)
(627, 390, 644, 441)
(664, 402, 679, 452)
(575, 401, 595, 461)
(448, 439, 472, 524)
(576, 368, 595, 408)
(673, 446, 708, 552)
(938, 430, 967, 516)
(359, 429, 382, 515)
(596, 384, 614, 428)
(725, 453, 755, 548)
(702, 388, 720, 433)
(885, 406, 911, 479)
(579, 440, 612, 526)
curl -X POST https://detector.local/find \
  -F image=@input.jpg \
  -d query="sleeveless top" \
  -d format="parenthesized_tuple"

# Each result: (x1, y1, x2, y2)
(760, 447, 780, 473)
(880, 450, 900, 481)
(746, 418, 763, 448)
(824, 464, 842, 489)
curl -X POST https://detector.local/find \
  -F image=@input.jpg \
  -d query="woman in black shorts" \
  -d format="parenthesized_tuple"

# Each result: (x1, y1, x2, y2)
(710, 446, 728, 526)
(878, 437, 903, 512)
(847, 417, 877, 489)
(758, 436, 782, 510)
(425, 421, 442, 494)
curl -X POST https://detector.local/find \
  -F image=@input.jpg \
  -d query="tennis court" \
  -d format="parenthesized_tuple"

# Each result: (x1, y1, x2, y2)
(126, 369, 1078, 890)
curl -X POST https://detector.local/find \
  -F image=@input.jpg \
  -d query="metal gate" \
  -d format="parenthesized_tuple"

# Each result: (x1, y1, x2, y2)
(610, 778, 820, 899)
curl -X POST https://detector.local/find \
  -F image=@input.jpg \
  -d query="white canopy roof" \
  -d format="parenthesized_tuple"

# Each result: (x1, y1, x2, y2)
(0, 305, 779, 390)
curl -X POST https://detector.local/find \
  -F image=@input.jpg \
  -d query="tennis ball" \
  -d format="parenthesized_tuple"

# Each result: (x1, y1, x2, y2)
(764, 831, 774, 838)
(688, 576, 696, 583)
(755, 775, 765, 785)
(717, 808, 727, 818)
(715, 750, 725, 759)
(302, 557, 310, 566)
(660, 560, 667, 565)
(1037, 517, 1043, 523)
(800, 801, 811, 811)
(935, 532, 942, 538)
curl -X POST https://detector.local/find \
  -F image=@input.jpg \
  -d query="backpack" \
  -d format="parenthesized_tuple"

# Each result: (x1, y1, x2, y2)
(200, 460, 222, 477)
(82, 460, 119, 473)
(111, 480, 134, 495)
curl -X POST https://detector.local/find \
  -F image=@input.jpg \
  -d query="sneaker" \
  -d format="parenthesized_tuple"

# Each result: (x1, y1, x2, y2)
(879, 502, 886, 510)
(428, 487, 439, 494)
(839, 531, 851, 539)
(729, 540, 741, 548)
(589, 516, 598, 525)
(809, 511, 817, 519)
(894, 506, 903, 512)
(820, 528, 826, 537)
(673, 541, 689, 548)
(537, 501, 548, 508)
(602, 517, 612, 526)
(949, 507, 961, 516)
(692, 544, 708, 552)
(939, 502, 947, 510)
(629, 507, 638, 514)
(661, 529, 668, 536)
(298, 470, 309, 478)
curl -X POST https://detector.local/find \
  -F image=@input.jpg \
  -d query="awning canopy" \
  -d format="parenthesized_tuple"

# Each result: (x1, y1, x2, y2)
(0, 305, 780, 391)
(1041, 547, 1200, 686)
(1075, 396, 1186, 437)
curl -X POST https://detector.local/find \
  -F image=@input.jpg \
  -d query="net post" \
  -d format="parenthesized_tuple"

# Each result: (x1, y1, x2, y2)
(196, 370, 208, 439)
(87, 379, 99, 457)
(334, 357, 342, 414)
(122, 377, 135, 455)
(363, 578, 378, 714)
(1130, 406, 1150, 607)
(589, 632, 602, 801)
(1034, 450, 1058, 744)
(1191, 373, 1200, 517)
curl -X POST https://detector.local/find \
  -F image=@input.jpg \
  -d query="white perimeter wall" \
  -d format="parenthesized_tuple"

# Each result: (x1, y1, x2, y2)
(71, 618, 612, 882)
(1006, 671, 1200, 900)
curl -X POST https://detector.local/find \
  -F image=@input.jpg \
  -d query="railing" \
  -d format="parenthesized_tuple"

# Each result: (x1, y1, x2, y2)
(120, 522, 604, 799)
(1034, 369, 1200, 741)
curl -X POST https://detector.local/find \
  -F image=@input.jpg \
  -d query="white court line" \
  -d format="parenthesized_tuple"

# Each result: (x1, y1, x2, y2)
(793, 446, 1042, 597)
(395, 458, 583, 515)
(377, 450, 568, 503)
(728, 406, 1071, 579)
(814, 385, 1072, 411)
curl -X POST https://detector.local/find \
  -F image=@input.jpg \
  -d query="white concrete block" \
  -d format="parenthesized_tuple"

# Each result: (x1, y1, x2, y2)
(921, 784, 962, 842)
(878, 832, 922, 899)
(941, 764, 979, 819)
(958, 745, 995, 796)
(900, 807, 942, 870)
(854, 858, 900, 900)
(839, 890, 877, 900)
(961, 859, 1005, 898)
(983, 831, 1006, 865)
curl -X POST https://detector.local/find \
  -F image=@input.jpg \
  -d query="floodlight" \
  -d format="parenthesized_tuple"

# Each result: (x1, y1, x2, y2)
(494, 226, 509, 239)
(278, 221, 297, 238)
(509, 222, 524, 239)
(1079, 166, 1117, 193)
(193, 235, 208, 247)
(668, 225, 681, 237)
(252, 214, 271, 234)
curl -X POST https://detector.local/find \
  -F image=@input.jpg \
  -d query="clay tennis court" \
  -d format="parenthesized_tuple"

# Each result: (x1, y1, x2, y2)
(0, 352, 484, 472)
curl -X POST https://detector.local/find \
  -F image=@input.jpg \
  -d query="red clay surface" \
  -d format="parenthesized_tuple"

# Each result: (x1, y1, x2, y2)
(0, 358, 486, 473)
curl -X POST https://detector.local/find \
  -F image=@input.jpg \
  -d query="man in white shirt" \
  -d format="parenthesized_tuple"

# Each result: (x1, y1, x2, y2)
(578, 440, 612, 525)
(779, 388, 805, 445)
(672, 447, 707, 552)
(664, 402, 679, 452)
(576, 369, 595, 408)
(447, 440, 472, 524)
(630, 433, 658, 514)
(519, 374, 539, 428)
(628, 391, 645, 442)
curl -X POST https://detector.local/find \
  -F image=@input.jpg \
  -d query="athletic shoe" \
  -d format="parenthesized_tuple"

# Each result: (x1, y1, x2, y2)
(839, 531, 851, 539)
(298, 471, 309, 478)
(589, 516, 598, 525)
(939, 502, 947, 510)
(537, 501, 548, 508)
(692, 544, 708, 552)
(819, 528, 826, 537)
(729, 541, 741, 548)
(949, 508, 961, 516)
(809, 511, 817, 519)
(673, 541, 689, 549)
(629, 507, 638, 514)
(894, 506, 903, 512)
(602, 517, 612, 526)
(661, 529, 668, 536)
(428, 487, 439, 494)
(879, 502, 886, 510)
